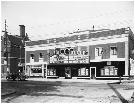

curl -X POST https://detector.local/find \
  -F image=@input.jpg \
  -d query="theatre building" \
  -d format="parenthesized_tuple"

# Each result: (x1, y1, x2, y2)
(25, 27, 134, 79)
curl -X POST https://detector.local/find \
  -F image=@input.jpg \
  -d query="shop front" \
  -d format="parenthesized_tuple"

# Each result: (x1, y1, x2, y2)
(48, 64, 91, 79)
(93, 61, 125, 79)
(30, 65, 42, 77)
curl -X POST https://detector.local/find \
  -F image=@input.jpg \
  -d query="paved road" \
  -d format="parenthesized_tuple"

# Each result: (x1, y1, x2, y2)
(1, 80, 132, 103)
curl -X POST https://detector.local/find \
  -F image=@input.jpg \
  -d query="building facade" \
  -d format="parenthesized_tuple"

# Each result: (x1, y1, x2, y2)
(25, 27, 134, 79)
(1, 25, 29, 77)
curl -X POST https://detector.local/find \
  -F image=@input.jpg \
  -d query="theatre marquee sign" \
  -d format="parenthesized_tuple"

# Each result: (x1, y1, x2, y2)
(50, 54, 89, 64)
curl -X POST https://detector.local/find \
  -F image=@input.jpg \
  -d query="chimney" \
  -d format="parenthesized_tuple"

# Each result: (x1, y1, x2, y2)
(19, 25, 25, 38)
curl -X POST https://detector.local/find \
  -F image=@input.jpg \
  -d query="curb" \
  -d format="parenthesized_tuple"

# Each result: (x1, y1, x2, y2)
(27, 78, 120, 84)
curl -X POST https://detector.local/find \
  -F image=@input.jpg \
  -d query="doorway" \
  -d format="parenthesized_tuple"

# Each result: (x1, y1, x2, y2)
(90, 67, 96, 79)
(65, 67, 71, 79)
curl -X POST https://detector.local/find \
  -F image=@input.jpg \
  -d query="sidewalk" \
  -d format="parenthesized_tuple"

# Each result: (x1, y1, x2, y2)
(27, 78, 121, 84)
(1, 78, 134, 103)
(119, 80, 134, 103)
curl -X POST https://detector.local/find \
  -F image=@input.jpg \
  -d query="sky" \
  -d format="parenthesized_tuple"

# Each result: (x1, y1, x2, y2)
(1, 1, 134, 41)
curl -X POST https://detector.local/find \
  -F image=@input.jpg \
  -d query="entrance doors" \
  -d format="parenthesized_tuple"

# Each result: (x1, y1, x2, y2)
(90, 67, 96, 79)
(65, 67, 71, 79)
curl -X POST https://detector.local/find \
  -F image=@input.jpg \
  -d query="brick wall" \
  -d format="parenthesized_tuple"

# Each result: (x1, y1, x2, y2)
(89, 42, 125, 60)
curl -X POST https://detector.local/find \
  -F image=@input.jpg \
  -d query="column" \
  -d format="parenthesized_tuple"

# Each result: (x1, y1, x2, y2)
(42, 64, 44, 78)
(46, 63, 48, 79)
(124, 41, 129, 76)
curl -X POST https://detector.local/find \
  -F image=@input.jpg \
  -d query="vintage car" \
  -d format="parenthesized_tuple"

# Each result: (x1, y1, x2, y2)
(6, 73, 28, 81)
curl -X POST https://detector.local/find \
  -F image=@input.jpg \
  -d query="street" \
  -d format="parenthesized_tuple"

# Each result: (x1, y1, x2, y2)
(1, 79, 133, 103)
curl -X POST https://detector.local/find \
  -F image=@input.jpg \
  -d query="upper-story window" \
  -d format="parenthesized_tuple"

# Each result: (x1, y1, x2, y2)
(110, 46, 117, 55)
(95, 47, 103, 57)
(39, 53, 43, 58)
(30, 54, 34, 59)
(30, 54, 34, 63)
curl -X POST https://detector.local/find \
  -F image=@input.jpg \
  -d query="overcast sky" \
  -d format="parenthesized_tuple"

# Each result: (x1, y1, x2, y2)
(1, 1, 134, 41)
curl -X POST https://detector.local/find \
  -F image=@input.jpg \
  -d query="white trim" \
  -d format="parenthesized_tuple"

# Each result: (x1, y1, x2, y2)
(124, 41, 129, 76)
(25, 34, 128, 51)
(96, 77, 129, 78)
(26, 61, 48, 65)
(1, 57, 18, 59)
(90, 67, 96, 79)
(90, 58, 125, 62)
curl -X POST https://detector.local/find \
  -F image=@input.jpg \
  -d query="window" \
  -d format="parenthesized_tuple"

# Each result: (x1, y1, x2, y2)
(110, 46, 117, 55)
(39, 53, 43, 58)
(95, 47, 103, 57)
(31, 68, 42, 73)
(47, 68, 56, 76)
(100, 66, 118, 76)
(105, 68, 109, 75)
(78, 67, 89, 76)
(30, 54, 34, 59)
(101, 69, 104, 76)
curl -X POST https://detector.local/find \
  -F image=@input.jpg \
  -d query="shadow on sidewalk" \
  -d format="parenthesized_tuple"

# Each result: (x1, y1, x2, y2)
(107, 83, 129, 103)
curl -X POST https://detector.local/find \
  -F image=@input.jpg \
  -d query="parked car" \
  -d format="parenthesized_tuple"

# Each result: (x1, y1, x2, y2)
(6, 73, 28, 81)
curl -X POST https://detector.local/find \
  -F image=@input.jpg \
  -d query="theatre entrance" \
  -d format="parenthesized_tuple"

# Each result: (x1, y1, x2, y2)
(90, 67, 96, 79)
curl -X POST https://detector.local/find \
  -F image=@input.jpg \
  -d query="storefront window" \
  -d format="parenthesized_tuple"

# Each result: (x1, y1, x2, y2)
(47, 68, 56, 76)
(100, 66, 118, 76)
(114, 68, 118, 75)
(101, 69, 104, 76)
(78, 67, 89, 76)
(31, 68, 42, 73)
(105, 68, 109, 75)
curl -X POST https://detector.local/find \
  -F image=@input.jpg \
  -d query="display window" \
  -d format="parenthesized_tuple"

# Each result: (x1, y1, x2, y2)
(47, 68, 56, 76)
(78, 67, 89, 76)
(100, 66, 118, 76)
(31, 68, 42, 73)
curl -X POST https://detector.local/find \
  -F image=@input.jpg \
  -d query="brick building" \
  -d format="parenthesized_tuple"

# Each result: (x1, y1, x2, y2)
(25, 27, 134, 79)
(1, 25, 29, 77)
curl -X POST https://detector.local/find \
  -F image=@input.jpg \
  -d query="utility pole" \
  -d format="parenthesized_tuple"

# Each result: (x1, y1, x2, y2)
(2, 20, 9, 73)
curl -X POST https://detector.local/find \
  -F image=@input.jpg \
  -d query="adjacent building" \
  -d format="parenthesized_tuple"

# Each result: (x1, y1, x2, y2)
(1, 25, 29, 77)
(25, 27, 134, 79)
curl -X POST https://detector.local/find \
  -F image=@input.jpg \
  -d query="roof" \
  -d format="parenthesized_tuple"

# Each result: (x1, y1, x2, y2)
(26, 28, 128, 46)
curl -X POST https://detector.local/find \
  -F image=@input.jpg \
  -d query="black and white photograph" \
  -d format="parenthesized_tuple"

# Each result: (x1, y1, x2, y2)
(1, 0, 134, 103)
